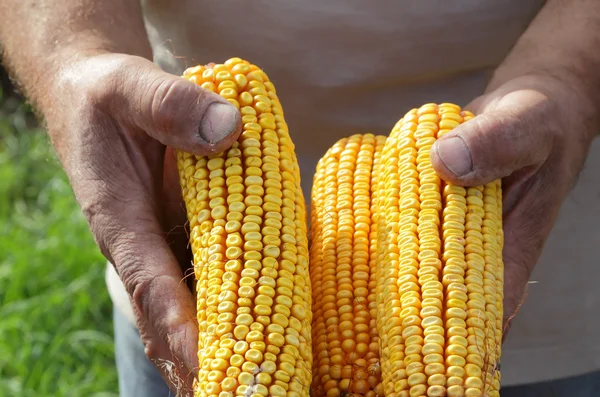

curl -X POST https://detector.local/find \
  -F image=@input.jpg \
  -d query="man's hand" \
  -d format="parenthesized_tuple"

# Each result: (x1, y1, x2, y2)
(431, 74, 598, 334)
(51, 53, 241, 392)
(0, 0, 243, 393)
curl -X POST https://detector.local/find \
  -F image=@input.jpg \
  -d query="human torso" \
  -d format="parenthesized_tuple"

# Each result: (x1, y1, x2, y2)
(108, 0, 600, 386)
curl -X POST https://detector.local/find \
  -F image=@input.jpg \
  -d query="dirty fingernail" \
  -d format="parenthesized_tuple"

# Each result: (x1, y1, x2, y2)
(198, 103, 239, 144)
(436, 137, 473, 177)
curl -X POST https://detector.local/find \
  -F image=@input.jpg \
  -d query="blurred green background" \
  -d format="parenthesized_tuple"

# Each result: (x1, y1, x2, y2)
(0, 67, 118, 396)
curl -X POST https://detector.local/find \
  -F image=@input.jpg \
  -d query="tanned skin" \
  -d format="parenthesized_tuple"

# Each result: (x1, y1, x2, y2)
(1, 0, 599, 394)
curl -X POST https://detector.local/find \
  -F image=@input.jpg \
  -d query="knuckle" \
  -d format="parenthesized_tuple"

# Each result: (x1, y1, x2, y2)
(144, 341, 162, 364)
(149, 78, 180, 132)
(468, 113, 518, 150)
(86, 78, 118, 110)
(91, 56, 140, 102)
(164, 320, 192, 358)
(464, 112, 530, 177)
(78, 191, 136, 261)
(149, 78, 204, 134)
(120, 258, 177, 325)
(73, 59, 127, 107)
(54, 55, 144, 126)
(109, 235, 156, 311)
(81, 201, 114, 259)
(76, 187, 130, 262)
(120, 259, 155, 316)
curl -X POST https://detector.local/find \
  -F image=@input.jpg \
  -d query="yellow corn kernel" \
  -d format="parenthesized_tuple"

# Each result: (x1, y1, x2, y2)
(309, 134, 386, 397)
(376, 103, 503, 397)
(178, 58, 312, 397)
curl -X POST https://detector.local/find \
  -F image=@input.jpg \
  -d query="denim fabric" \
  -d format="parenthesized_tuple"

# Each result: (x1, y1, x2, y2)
(113, 304, 600, 397)
(500, 370, 600, 397)
(113, 307, 173, 397)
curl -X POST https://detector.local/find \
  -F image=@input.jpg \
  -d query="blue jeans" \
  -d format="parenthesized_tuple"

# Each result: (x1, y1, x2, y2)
(501, 370, 600, 397)
(113, 306, 600, 397)
(113, 307, 172, 397)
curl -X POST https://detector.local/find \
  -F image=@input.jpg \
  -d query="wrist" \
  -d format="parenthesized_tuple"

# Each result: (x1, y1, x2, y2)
(17, 36, 152, 115)
(50, 35, 153, 65)
(41, 51, 145, 160)
(41, 45, 150, 115)
(536, 68, 600, 139)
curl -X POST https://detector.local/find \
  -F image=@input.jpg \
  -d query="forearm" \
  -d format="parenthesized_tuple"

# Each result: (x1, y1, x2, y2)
(488, 0, 600, 128)
(0, 0, 152, 110)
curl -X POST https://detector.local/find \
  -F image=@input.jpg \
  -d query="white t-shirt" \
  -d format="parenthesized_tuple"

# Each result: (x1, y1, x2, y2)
(106, 0, 600, 387)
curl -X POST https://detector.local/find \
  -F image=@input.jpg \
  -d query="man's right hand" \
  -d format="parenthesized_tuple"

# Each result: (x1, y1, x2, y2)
(49, 53, 242, 394)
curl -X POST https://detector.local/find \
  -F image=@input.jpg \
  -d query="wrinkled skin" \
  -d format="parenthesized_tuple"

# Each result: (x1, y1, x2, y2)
(1, 0, 598, 394)
(431, 74, 597, 335)
(48, 53, 242, 393)
(52, 55, 598, 395)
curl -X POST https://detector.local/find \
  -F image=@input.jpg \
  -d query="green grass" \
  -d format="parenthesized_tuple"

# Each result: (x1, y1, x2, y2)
(0, 85, 118, 396)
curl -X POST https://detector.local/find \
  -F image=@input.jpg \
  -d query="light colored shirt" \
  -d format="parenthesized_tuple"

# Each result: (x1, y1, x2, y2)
(107, 0, 600, 387)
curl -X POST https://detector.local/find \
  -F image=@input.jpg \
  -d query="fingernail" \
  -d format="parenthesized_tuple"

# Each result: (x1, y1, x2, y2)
(198, 103, 238, 144)
(436, 137, 473, 177)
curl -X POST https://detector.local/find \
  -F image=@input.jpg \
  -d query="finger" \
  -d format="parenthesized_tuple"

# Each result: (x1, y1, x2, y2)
(162, 147, 193, 280)
(430, 94, 553, 186)
(108, 217, 199, 382)
(114, 58, 242, 155)
(132, 300, 196, 396)
(499, 166, 561, 331)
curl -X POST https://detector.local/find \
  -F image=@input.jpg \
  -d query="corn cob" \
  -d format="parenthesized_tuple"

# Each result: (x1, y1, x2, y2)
(376, 103, 504, 397)
(177, 58, 313, 397)
(309, 134, 386, 397)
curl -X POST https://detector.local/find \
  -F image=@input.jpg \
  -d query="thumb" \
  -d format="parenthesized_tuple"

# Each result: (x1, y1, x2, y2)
(430, 96, 553, 186)
(115, 57, 242, 154)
